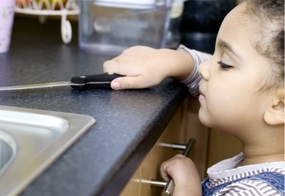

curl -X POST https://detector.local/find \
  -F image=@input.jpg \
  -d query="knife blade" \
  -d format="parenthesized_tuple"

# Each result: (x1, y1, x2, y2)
(0, 73, 123, 91)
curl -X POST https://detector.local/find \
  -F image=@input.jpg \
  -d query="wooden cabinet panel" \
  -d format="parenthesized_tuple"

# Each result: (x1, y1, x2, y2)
(184, 97, 243, 173)
(121, 98, 210, 196)
(121, 102, 188, 196)
(207, 129, 243, 167)
(120, 98, 208, 196)
(140, 104, 186, 196)
(183, 97, 209, 178)
(121, 96, 243, 196)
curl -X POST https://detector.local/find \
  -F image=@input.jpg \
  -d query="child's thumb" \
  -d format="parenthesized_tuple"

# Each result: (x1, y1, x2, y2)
(110, 80, 121, 90)
(111, 76, 150, 90)
(110, 77, 132, 90)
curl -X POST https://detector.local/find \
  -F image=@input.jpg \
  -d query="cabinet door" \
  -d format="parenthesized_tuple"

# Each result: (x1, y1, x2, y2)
(182, 97, 209, 178)
(185, 97, 243, 174)
(121, 98, 210, 196)
(140, 104, 186, 196)
(120, 103, 187, 196)
(207, 129, 243, 167)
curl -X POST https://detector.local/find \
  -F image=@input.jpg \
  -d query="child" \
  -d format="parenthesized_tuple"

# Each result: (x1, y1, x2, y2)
(104, 0, 284, 195)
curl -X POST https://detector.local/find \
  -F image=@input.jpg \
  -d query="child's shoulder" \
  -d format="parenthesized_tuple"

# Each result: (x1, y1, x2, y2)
(204, 164, 284, 196)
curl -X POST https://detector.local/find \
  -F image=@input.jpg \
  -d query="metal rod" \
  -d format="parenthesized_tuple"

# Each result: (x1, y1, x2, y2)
(182, 138, 195, 157)
(161, 138, 195, 196)
(141, 179, 167, 188)
(158, 143, 186, 150)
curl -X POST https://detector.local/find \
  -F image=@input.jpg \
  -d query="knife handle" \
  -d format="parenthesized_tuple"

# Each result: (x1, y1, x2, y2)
(71, 73, 123, 90)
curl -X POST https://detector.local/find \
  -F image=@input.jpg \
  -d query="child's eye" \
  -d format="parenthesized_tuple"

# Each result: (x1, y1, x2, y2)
(217, 61, 233, 70)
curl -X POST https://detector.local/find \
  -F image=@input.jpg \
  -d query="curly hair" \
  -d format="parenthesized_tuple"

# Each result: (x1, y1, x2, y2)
(246, 0, 284, 87)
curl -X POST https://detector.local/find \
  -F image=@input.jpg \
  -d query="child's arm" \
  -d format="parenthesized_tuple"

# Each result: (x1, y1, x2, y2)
(160, 155, 202, 196)
(103, 46, 195, 90)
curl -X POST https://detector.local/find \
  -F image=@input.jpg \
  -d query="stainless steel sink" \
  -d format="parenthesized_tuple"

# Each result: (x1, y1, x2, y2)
(0, 105, 95, 196)
(0, 131, 16, 176)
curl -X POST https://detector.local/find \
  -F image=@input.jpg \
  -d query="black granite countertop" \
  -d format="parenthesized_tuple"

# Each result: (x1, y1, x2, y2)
(0, 17, 188, 195)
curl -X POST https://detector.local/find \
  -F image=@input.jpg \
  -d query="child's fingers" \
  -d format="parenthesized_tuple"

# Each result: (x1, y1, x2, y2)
(160, 161, 171, 181)
(110, 76, 145, 90)
(160, 155, 186, 181)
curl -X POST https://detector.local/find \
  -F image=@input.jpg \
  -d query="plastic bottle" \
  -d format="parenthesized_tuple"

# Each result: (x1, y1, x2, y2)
(166, 0, 184, 49)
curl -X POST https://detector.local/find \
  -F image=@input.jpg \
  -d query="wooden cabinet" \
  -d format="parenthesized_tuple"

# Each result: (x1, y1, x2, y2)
(182, 97, 209, 178)
(207, 129, 243, 167)
(120, 96, 243, 196)
(120, 98, 209, 196)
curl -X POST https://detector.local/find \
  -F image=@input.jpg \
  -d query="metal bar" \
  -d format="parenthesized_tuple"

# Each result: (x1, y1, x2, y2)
(161, 139, 195, 196)
(141, 179, 167, 188)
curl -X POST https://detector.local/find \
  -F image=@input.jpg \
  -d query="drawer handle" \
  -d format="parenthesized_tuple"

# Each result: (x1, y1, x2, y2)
(151, 138, 195, 196)
(141, 179, 167, 188)
(158, 138, 195, 151)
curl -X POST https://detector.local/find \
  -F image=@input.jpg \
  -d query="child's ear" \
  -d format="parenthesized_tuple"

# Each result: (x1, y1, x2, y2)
(264, 88, 285, 125)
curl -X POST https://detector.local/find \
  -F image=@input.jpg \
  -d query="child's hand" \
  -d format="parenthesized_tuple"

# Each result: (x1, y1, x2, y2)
(103, 46, 194, 90)
(103, 46, 171, 90)
(160, 154, 202, 196)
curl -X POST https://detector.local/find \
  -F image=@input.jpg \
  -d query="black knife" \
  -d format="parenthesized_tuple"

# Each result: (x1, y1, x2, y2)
(0, 73, 123, 91)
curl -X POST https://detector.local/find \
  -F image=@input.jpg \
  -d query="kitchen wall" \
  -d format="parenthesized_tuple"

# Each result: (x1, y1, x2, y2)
(179, 0, 237, 53)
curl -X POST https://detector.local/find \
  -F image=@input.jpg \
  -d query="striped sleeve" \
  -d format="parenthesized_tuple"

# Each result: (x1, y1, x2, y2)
(216, 179, 284, 196)
(177, 45, 212, 97)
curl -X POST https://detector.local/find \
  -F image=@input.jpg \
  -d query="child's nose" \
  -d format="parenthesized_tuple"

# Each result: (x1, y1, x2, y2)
(198, 61, 210, 80)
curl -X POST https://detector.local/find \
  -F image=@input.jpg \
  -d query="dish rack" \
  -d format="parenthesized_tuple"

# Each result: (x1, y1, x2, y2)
(15, 0, 79, 44)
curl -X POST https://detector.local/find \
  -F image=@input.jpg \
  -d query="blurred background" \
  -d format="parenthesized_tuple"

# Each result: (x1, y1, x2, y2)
(179, 0, 237, 54)
(14, 0, 241, 54)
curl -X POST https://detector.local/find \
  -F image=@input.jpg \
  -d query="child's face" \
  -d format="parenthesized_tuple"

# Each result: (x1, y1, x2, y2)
(197, 3, 273, 136)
